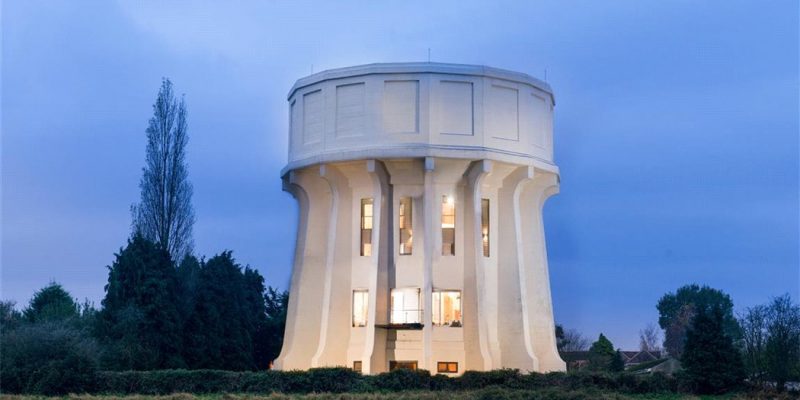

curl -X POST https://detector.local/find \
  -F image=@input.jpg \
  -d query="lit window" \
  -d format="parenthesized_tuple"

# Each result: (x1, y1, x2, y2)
(353, 361, 362, 373)
(390, 288, 421, 324)
(361, 198, 373, 256)
(399, 197, 413, 255)
(432, 290, 462, 327)
(441, 195, 455, 255)
(352, 290, 368, 327)
(437, 361, 459, 373)
(481, 199, 490, 257)
(389, 361, 418, 371)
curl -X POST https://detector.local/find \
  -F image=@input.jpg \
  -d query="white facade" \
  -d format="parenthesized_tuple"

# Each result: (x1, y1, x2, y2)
(274, 63, 566, 375)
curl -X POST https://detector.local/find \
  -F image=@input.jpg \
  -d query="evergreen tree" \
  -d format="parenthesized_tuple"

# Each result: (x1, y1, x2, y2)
(184, 251, 256, 370)
(657, 284, 739, 358)
(610, 350, 625, 372)
(98, 234, 184, 370)
(588, 333, 616, 371)
(22, 283, 79, 323)
(263, 286, 289, 366)
(681, 305, 745, 394)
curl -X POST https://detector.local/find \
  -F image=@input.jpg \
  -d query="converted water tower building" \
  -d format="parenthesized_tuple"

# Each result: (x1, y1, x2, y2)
(274, 63, 566, 374)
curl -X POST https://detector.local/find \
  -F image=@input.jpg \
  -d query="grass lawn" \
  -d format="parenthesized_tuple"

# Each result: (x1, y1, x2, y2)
(0, 390, 772, 400)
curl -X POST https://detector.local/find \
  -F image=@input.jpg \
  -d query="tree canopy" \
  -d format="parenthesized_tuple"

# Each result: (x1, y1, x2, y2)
(681, 305, 745, 394)
(22, 283, 79, 323)
(657, 284, 738, 358)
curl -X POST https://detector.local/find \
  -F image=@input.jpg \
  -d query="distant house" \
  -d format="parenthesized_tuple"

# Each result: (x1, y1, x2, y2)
(560, 350, 662, 371)
(619, 350, 662, 367)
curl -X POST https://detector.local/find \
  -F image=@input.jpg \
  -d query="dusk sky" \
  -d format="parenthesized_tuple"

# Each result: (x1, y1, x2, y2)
(2, 1, 798, 349)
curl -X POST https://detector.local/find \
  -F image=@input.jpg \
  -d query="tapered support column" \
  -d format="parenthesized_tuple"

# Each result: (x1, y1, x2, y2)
(463, 160, 493, 370)
(275, 170, 333, 370)
(519, 173, 565, 372)
(312, 164, 353, 367)
(421, 157, 435, 371)
(364, 160, 391, 374)
(497, 165, 539, 372)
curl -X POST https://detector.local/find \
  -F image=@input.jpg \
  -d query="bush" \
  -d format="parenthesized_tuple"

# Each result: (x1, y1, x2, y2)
(0, 321, 100, 395)
(370, 368, 432, 391)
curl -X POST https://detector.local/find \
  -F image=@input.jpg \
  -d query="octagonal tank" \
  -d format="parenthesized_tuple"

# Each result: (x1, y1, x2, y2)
(283, 62, 556, 176)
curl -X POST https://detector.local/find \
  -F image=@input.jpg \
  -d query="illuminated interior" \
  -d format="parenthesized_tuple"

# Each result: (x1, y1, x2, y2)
(352, 290, 368, 327)
(481, 198, 490, 257)
(399, 197, 413, 255)
(390, 287, 421, 324)
(441, 195, 455, 255)
(432, 290, 462, 327)
(360, 198, 373, 256)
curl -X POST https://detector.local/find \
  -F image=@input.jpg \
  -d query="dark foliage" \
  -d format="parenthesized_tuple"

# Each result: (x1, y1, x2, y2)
(680, 305, 745, 394)
(0, 321, 100, 395)
(657, 284, 739, 358)
(84, 368, 681, 395)
(587, 334, 616, 371)
(98, 234, 184, 370)
(183, 251, 272, 370)
(22, 282, 80, 323)
(763, 294, 800, 391)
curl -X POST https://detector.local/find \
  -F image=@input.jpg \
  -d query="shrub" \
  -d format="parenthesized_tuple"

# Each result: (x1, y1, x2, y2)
(460, 369, 523, 389)
(0, 321, 100, 395)
(370, 368, 432, 391)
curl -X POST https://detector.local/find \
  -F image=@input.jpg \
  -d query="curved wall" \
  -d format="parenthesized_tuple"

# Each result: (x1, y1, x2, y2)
(283, 63, 557, 176)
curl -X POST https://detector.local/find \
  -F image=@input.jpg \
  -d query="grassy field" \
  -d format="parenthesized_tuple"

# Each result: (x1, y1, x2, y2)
(0, 390, 786, 400)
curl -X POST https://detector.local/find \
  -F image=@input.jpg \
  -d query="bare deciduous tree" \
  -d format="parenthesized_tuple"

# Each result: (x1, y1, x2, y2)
(639, 322, 662, 353)
(738, 304, 768, 386)
(557, 326, 590, 352)
(132, 78, 194, 261)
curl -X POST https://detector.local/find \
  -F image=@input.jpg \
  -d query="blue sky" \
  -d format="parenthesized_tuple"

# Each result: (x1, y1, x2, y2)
(2, 1, 797, 349)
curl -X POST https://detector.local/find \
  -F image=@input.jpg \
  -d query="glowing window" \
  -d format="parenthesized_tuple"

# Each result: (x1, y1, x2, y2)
(353, 361, 362, 373)
(481, 199, 490, 257)
(437, 362, 459, 373)
(389, 361, 418, 371)
(352, 290, 368, 327)
(360, 198, 373, 256)
(441, 195, 455, 255)
(399, 197, 413, 255)
(432, 290, 462, 327)
(390, 288, 421, 324)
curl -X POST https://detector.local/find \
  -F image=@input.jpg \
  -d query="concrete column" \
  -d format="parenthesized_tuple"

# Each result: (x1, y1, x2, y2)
(463, 160, 493, 370)
(497, 165, 539, 372)
(421, 157, 435, 371)
(364, 160, 391, 374)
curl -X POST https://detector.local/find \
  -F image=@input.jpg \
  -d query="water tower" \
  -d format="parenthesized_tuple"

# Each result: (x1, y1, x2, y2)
(274, 63, 565, 374)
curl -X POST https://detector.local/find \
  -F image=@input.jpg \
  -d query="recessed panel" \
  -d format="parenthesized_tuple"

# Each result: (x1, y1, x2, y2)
(336, 83, 366, 138)
(383, 80, 419, 134)
(303, 90, 323, 144)
(439, 81, 473, 136)
(488, 85, 519, 141)
(531, 93, 547, 148)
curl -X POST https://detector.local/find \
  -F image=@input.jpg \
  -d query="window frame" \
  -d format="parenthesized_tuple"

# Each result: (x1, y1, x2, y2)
(360, 198, 374, 256)
(437, 361, 459, 373)
(481, 198, 490, 257)
(352, 289, 369, 327)
(399, 197, 413, 255)
(432, 289, 462, 327)
(441, 195, 455, 256)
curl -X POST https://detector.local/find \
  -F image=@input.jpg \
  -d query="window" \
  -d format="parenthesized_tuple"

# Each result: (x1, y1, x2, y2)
(390, 288, 421, 324)
(389, 361, 418, 371)
(360, 198, 373, 256)
(352, 290, 368, 327)
(432, 290, 462, 327)
(353, 361, 362, 373)
(437, 362, 459, 373)
(441, 195, 455, 255)
(399, 197, 413, 255)
(481, 199, 490, 257)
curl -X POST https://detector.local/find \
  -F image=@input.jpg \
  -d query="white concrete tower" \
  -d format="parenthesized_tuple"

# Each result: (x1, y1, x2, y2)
(274, 63, 566, 375)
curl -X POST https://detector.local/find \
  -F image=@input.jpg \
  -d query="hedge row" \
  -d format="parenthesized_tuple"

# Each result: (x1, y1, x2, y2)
(83, 368, 679, 395)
